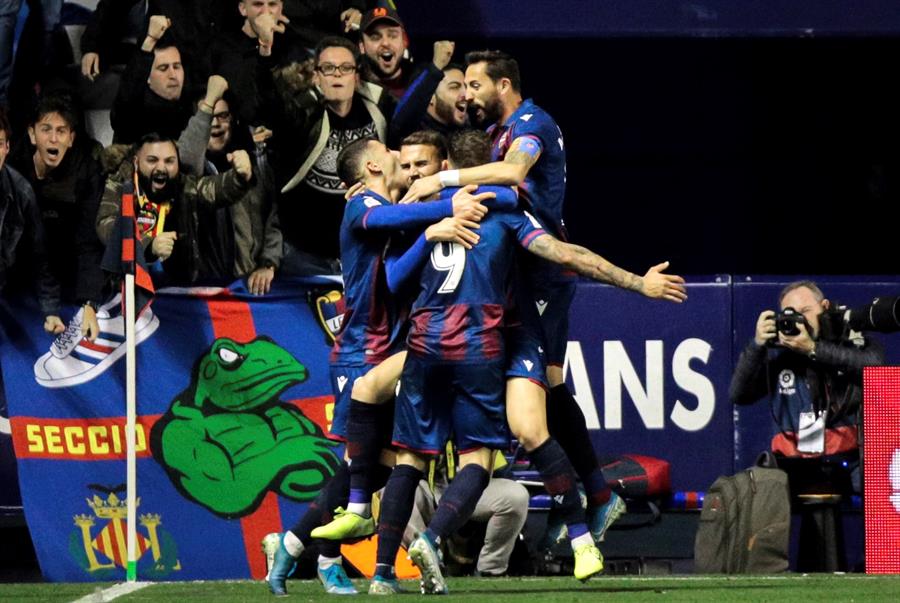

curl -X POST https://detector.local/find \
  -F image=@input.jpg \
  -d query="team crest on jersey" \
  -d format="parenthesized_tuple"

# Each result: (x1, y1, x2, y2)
(777, 369, 796, 395)
(69, 484, 181, 578)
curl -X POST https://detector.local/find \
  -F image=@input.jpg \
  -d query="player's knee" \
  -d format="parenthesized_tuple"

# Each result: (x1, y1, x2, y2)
(512, 426, 548, 451)
(351, 375, 375, 402)
(546, 365, 564, 388)
(396, 450, 427, 471)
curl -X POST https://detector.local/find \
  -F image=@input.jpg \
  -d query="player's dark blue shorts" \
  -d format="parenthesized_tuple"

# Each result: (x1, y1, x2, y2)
(393, 355, 508, 454)
(328, 364, 371, 440)
(504, 324, 549, 389)
(532, 280, 576, 367)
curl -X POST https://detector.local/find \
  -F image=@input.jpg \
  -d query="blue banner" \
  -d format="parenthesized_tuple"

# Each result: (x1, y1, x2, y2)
(0, 279, 343, 582)
(564, 277, 733, 491)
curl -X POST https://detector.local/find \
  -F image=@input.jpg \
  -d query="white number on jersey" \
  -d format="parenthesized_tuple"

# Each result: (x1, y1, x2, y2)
(430, 242, 466, 294)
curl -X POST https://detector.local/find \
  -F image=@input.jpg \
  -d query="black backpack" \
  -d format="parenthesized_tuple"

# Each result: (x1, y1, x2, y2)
(693, 461, 790, 573)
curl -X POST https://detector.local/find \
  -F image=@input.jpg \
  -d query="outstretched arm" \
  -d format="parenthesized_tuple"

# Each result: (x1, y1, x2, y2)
(401, 135, 541, 203)
(526, 234, 687, 302)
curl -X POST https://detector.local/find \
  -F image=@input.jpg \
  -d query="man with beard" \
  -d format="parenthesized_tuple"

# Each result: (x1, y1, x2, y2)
(389, 60, 468, 148)
(111, 15, 194, 144)
(401, 50, 688, 550)
(272, 35, 393, 276)
(9, 92, 104, 340)
(96, 133, 254, 287)
(177, 75, 282, 294)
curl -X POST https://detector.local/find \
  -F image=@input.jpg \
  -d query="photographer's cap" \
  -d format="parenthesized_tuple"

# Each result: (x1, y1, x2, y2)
(361, 7, 404, 33)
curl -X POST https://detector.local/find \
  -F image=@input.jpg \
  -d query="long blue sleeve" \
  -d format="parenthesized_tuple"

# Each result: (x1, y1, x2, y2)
(385, 233, 430, 293)
(438, 185, 519, 211)
(360, 199, 453, 231)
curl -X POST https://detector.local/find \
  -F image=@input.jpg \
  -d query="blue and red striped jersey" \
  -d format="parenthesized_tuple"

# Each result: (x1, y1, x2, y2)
(331, 192, 401, 366)
(406, 210, 546, 362)
(489, 99, 566, 242)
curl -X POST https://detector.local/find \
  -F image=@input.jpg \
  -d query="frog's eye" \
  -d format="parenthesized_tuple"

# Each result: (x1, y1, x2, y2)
(218, 347, 240, 364)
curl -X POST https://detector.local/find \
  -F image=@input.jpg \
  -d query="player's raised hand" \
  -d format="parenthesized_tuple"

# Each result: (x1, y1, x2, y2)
(228, 150, 253, 182)
(400, 173, 442, 204)
(450, 184, 489, 222)
(640, 261, 687, 302)
(426, 217, 481, 249)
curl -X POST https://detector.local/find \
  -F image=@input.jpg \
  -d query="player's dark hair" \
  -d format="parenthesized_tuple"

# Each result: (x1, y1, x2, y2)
(315, 36, 360, 65)
(448, 130, 492, 169)
(337, 137, 375, 186)
(464, 49, 521, 92)
(31, 91, 80, 132)
(401, 130, 448, 161)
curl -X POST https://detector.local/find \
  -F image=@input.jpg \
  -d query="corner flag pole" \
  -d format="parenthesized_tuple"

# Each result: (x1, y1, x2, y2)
(125, 273, 138, 582)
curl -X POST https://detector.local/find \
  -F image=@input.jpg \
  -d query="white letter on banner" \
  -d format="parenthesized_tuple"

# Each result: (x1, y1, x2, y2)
(562, 341, 601, 429)
(603, 340, 665, 429)
(670, 338, 715, 431)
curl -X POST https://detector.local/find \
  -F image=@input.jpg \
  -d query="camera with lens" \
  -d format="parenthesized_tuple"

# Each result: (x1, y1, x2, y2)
(774, 307, 808, 337)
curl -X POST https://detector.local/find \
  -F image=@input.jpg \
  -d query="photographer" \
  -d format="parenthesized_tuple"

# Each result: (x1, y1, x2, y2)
(729, 281, 884, 493)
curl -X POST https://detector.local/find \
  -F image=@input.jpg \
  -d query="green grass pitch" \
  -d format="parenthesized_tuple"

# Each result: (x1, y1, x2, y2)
(3, 575, 900, 602)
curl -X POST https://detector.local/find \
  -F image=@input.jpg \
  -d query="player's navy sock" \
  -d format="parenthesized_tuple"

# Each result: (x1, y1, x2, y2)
(528, 438, 586, 530)
(424, 464, 490, 544)
(346, 400, 390, 500)
(289, 461, 350, 547)
(375, 464, 423, 567)
(547, 384, 611, 505)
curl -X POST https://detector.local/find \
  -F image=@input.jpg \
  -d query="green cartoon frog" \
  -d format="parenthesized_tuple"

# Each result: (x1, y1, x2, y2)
(151, 337, 339, 518)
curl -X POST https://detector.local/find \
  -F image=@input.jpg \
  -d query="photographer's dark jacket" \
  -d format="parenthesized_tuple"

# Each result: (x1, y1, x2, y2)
(729, 337, 884, 457)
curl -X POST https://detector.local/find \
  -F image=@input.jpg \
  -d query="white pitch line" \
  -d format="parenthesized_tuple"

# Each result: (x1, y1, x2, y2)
(70, 581, 151, 603)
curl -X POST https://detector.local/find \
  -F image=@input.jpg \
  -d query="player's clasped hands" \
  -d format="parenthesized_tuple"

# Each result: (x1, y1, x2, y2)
(640, 261, 688, 303)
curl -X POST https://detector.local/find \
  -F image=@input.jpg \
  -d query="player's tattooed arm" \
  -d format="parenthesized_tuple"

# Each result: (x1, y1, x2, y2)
(400, 136, 543, 203)
(502, 135, 542, 178)
(527, 235, 688, 303)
